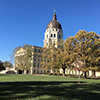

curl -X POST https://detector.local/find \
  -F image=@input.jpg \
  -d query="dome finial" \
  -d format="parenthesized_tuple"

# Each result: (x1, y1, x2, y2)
(53, 9, 57, 20)
(54, 9, 56, 13)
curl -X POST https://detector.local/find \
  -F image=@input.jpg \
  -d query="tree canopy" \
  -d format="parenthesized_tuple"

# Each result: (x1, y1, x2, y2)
(72, 30, 100, 71)
(3, 61, 13, 68)
(14, 44, 34, 74)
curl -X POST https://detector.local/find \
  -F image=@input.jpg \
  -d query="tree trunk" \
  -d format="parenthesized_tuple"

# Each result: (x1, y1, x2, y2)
(30, 67, 33, 75)
(24, 70, 27, 74)
(78, 70, 80, 84)
(63, 68, 65, 76)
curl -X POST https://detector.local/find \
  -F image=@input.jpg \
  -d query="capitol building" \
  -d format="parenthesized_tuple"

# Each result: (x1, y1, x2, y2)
(14, 11, 64, 74)
(12, 11, 100, 78)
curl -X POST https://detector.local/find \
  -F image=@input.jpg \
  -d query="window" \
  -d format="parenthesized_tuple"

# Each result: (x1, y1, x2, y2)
(34, 70, 35, 73)
(53, 29, 54, 31)
(41, 50, 43, 52)
(34, 55, 36, 57)
(44, 70, 46, 73)
(37, 63, 39, 68)
(35, 49, 37, 52)
(51, 34, 53, 37)
(54, 43, 55, 45)
(59, 30, 60, 32)
(33, 63, 36, 67)
(57, 71, 59, 73)
(46, 43, 48, 45)
(47, 70, 50, 73)
(47, 35, 48, 38)
(54, 34, 56, 37)
(56, 29, 57, 31)
(34, 59, 36, 61)
(59, 35, 60, 38)
(38, 49, 40, 52)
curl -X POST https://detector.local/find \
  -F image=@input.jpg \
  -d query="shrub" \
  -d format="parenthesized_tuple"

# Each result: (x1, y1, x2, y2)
(48, 73, 53, 75)
(57, 73, 62, 76)
(44, 73, 48, 75)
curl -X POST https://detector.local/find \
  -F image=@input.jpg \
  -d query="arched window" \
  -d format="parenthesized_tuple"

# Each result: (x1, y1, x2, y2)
(54, 34, 56, 37)
(51, 34, 53, 37)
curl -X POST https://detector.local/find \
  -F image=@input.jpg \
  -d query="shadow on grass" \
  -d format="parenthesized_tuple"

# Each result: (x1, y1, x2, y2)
(0, 74, 8, 76)
(0, 81, 100, 100)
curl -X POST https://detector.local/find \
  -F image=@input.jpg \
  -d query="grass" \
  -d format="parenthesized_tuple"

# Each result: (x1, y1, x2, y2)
(0, 74, 100, 100)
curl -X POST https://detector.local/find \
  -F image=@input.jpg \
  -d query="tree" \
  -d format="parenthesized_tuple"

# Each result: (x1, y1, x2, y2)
(41, 38, 75, 76)
(56, 38, 75, 76)
(72, 30, 100, 78)
(41, 44, 58, 72)
(73, 59, 85, 83)
(3, 61, 13, 68)
(13, 44, 34, 74)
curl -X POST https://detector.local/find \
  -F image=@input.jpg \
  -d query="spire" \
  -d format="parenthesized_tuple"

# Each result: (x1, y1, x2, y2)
(54, 9, 56, 13)
(52, 9, 57, 20)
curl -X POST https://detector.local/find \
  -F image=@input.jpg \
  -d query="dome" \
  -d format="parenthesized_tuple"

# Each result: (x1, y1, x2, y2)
(47, 12, 62, 30)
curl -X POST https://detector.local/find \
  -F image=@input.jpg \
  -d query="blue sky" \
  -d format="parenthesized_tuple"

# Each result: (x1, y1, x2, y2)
(0, 0, 100, 62)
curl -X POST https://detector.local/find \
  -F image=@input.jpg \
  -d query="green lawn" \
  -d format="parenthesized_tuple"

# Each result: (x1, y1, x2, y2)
(0, 74, 100, 100)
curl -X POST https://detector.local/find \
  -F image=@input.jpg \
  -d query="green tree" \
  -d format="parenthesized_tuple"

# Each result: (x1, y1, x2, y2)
(41, 44, 58, 72)
(73, 30, 100, 78)
(13, 44, 34, 74)
(56, 38, 75, 76)
(3, 61, 13, 68)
